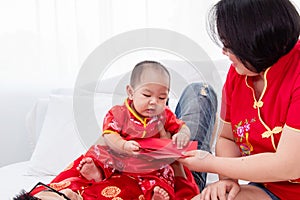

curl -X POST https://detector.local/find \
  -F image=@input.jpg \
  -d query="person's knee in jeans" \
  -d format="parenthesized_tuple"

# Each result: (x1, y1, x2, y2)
(175, 82, 218, 191)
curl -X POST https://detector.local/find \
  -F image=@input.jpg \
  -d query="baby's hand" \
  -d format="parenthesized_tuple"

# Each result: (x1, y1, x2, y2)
(123, 140, 140, 155)
(172, 132, 190, 149)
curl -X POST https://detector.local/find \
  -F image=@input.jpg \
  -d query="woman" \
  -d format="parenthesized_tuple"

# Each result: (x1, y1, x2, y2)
(180, 0, 300, 200)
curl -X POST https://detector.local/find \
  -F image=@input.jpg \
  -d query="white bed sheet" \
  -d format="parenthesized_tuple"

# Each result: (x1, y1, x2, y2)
(0, 161, 54, 199)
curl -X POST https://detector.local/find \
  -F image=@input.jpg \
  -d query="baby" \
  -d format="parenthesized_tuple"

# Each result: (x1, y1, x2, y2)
(77, 60, 191, 200)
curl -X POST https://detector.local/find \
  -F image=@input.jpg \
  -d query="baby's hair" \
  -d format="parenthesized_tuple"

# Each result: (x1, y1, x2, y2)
(130, 60, 170, 88)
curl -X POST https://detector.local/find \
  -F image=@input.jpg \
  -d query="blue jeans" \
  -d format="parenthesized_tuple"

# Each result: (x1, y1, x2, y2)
(248, 183, 280, 200)
(175, 82, 218, 191)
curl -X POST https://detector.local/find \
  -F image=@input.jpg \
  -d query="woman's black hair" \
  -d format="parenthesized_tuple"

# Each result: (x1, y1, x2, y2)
(208, 0, 300, 73)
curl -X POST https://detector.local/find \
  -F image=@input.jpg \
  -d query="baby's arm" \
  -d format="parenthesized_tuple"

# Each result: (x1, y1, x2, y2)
(103, 133, 140, 155)
(158, 121, 171, 139)
(172, 125, 191, 149)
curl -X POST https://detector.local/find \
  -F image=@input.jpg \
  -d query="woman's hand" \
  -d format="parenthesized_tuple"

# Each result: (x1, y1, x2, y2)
(178, 150, 212, 172)
(199, 179, 240, 200)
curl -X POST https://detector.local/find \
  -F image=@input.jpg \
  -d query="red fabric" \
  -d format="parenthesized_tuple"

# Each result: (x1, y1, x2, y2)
(138, 138, 198, 159)
(99, 98, 197, 199)
(102, 99, 185, 139)
(175, 166, 200, 200)
(220, 40, 300, 199)
(30, 155, 144, 200)
(30, 97, 199, 199)
(30, 141, 199, 200)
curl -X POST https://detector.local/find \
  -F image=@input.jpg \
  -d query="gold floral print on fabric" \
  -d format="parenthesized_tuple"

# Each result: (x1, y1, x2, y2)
(49, 181, 71, 191)
(245, 68, 282, 151)
(101, 186, 121, 198)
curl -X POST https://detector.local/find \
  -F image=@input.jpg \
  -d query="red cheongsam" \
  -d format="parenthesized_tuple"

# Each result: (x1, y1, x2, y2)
(221, 40, 300, 199)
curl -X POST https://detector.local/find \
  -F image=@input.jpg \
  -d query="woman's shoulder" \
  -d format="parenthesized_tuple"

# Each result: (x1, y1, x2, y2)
(223, 65, 245, 90)
(273, 41, 300, 78)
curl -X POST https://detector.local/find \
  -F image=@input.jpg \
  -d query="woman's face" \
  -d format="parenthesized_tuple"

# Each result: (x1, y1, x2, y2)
(222, 48, 259, 76)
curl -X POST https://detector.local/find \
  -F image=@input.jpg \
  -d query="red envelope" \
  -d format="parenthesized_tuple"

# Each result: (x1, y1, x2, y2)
(136, 138, 198, 159)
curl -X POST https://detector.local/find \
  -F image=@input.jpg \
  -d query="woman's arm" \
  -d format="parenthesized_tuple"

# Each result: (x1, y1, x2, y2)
(181, 126, 300, 182)
(215, 121, 241, 157)
(215, 121, 241, 180)
(214, 126, 300, 182)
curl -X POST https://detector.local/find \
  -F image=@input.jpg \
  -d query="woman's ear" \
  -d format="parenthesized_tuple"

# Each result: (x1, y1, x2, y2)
(126, 85, 134, 100)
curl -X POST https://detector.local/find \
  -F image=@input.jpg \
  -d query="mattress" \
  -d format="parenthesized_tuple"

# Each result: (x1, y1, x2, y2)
(0, 161, 54, 199)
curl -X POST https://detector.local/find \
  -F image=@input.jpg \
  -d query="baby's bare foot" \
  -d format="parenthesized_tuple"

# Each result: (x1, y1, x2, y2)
(152, 186, 170, 200)
(77, 157, 103, 182)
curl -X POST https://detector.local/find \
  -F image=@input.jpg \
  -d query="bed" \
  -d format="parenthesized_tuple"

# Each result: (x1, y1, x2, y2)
(0, 59, 230, 199)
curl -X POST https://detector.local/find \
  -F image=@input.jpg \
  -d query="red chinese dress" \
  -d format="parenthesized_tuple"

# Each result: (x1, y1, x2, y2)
(101, 98, 198, 199)
(31, 99, 199, 200)
(221, 41, 300, 199)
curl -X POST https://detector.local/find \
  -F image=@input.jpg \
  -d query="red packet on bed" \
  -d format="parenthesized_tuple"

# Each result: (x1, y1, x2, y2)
(136, 138, 197, 159)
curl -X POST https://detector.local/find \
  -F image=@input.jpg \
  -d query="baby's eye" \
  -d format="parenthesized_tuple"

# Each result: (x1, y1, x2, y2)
(159, 97, 167, 100)
(143, 94, 151, 97)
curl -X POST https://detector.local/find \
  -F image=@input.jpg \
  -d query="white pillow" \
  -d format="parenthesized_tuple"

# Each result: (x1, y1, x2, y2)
(27, 95, 86, 176)
(27, 92, 125, 176)
(25, 98, 49, 154)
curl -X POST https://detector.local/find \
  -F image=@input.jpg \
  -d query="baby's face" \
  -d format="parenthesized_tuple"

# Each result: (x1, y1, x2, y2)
(131, 82, 169, 118)
(130, 69, 169, 118)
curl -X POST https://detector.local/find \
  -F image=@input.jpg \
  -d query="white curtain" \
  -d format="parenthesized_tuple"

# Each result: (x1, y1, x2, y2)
(0, 0, 222, 166)
(1, 0, 299, 167)
(0, 0, 225, 88)
(1, 0, 300, 87)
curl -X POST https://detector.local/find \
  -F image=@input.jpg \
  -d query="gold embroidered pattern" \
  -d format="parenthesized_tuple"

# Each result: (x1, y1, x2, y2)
(125, 99, 148, 138)
(261, 126, 282, 138)
(112, 197, 123, 200)
(245, 68, 282, 151)
(261, 126, 282, 150)
(139, 195, 146, 200)
(101, 186, 121, 198)
(253, 100, 263, 109)
(49, 181, 71, 191)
